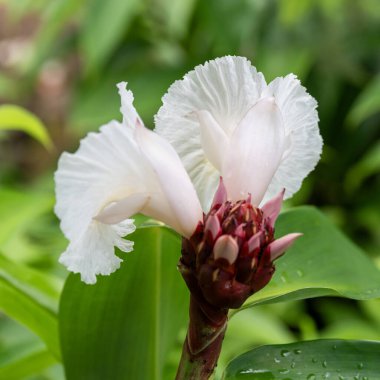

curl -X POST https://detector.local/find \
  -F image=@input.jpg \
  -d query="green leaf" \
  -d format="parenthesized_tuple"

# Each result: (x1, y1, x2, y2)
(23, 0, 85, 75)
(239, 206, 380, 310)
(0, 349, 57, 380)
(0, 278, 60, 358)
(59, 227, 189, 380)
(156, 0, 197, 38)
(345, 140, 380, 192)
(0, 105, 53, 149)
(222, 339, 380, 379)
(0, 187, 54, 260)
(347, 74, 380, 127)
(80, 0, 141, 75)
(0, 254, 62, 312)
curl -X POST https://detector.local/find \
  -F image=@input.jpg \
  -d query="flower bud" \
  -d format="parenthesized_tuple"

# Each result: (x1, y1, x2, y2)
(179, 179, 301, 310)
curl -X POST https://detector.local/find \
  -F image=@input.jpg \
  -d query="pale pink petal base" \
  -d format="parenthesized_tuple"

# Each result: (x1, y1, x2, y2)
(268, 233, 303, 261)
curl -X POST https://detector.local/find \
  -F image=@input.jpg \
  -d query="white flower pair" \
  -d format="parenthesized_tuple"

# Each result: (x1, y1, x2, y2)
(55, 56, 322, 284)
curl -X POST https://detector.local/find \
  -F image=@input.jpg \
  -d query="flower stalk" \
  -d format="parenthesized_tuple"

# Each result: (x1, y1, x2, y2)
(175, 180, 301, 379)
(175, 295, 227, 380)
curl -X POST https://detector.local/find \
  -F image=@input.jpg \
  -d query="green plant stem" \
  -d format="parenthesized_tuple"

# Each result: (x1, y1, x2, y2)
(175, 296, 227, 380)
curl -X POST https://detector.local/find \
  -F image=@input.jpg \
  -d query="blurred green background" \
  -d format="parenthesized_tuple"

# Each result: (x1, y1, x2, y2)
(0, 0, 379, 379)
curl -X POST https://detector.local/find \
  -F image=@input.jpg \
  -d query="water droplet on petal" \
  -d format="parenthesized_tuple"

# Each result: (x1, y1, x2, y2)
(290, 361, 296, 369)
(274, 357, 281, 364)
(307, 375, 316, 380)
(294, 349, 302, 354)
(357, 362, 364, 369)
(322, 360, 328, 368)
(312, 358, 318, 363)
(322, 372, 331, 379)
(278, 368, 289, 374)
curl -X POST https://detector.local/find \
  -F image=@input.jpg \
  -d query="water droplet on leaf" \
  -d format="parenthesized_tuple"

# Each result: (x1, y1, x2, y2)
(296, 269, 304, 277)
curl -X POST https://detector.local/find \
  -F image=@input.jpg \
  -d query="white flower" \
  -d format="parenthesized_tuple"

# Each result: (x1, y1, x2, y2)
(155, 56, 323, 211)
(55, 82, 203, 284)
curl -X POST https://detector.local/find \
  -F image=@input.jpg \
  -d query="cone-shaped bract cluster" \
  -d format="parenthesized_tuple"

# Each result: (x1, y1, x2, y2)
(180, 179, 300, 310)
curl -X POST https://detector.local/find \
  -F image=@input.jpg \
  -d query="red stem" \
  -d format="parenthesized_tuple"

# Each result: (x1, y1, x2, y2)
(175, 295, 228, 380)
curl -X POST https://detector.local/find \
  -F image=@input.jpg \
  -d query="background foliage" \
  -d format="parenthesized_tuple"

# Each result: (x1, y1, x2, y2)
(0, 0, 379, 378)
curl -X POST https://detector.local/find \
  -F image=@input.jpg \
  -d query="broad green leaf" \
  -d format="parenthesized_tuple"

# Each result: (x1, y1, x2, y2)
(347, 74, 380, 127)
(217, 308, 296, 380)
(80, 0, 141, 75)
(59, 227, 189, 380)
(0, 278, 60, 358)
(0, 105, 53, 149)
(238, 206, 380, 310)
(0, 349, 57, 380)
(223, 339, 380, 379)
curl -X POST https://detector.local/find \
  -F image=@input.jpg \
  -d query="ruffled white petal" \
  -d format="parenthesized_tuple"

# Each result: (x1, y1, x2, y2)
(155, 56, 266, 211)
(117, 82, 142, 127)
(55, 120, 147, 283)
(59, 220, 135, 284)
(261, 74, 322, 203)
(155, 56, 322, 210)
(55, 83, 203, 283)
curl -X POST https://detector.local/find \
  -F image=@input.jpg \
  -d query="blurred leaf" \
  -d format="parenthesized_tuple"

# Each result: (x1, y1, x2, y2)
(156, 0, 197, 38)
(0, 105, 53, 149)
(278, 0, 314, 26)
(0, 349, 57, 380)
(0, 277, 60, 358)
(361, 298, 380, 327)
(238, 207, 380, 311)
(59, 227, 188, 380)
(69, 67, 181, 134)
(223, 339, 380, 379)
(22, 0, 84, 75)
(80, 0, 141, 75)
(257, 48, 313, 82)
(345, 140, 380, 192)
(320, 319, 380, 340)
(0, 254, 62, 312)
(347, 74, 380, 127)
(0, 187, 53, 249)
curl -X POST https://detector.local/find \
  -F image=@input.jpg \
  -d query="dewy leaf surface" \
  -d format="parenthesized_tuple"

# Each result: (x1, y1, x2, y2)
(223, 339, 380, 379)
(239, 206, 380, 310)
(59, 227, 188, 380)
